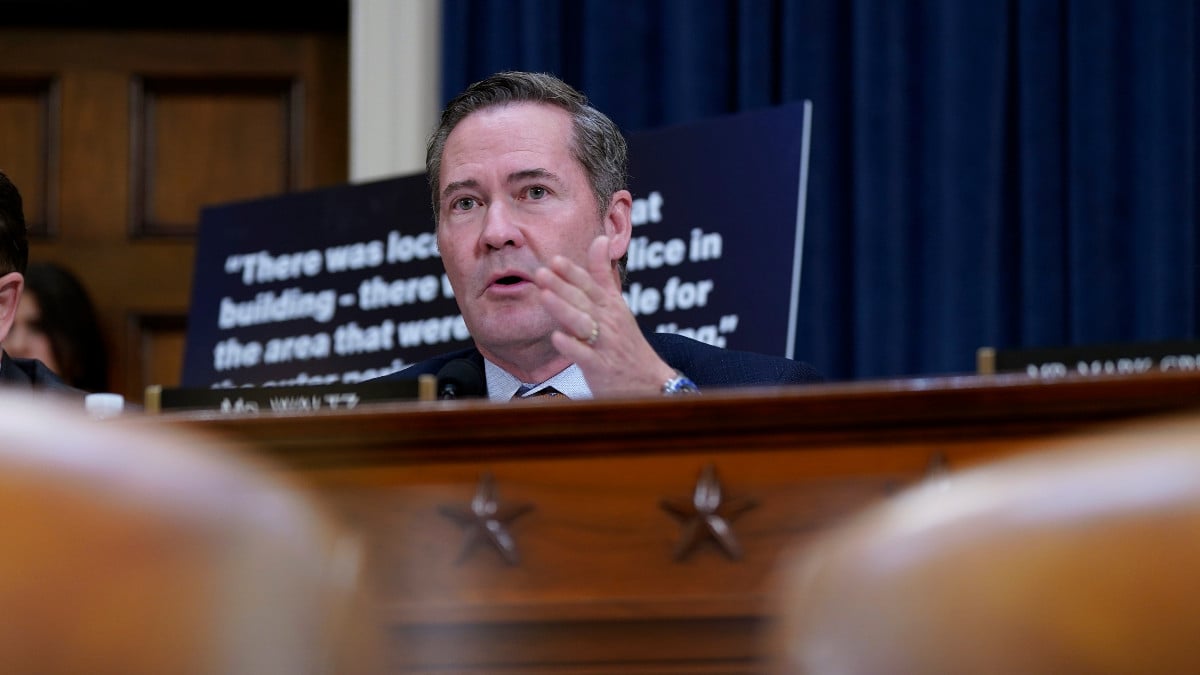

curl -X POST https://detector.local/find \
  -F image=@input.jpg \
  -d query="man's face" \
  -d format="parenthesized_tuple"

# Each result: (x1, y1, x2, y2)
(436, 102, 609, 354)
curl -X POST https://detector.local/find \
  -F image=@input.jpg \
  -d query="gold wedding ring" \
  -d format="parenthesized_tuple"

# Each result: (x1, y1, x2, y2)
(584, 319, 599, 347)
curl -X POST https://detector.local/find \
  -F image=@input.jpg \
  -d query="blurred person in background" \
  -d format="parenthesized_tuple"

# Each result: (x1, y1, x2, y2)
(6, 261, 110, 393)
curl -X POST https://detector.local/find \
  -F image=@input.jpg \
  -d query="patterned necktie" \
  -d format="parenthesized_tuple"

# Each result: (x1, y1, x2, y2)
(514, 385, 564, 399)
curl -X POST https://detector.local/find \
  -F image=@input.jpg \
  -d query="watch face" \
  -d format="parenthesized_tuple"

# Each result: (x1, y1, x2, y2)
(663, 372, 700, 395)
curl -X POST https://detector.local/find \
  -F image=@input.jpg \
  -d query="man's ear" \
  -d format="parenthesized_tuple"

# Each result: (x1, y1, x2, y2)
(0, 271, 24, 345)
(604, 189, 634, 262)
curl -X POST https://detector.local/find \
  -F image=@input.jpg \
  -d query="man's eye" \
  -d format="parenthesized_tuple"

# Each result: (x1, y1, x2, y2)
(453, 197, 477, 211)
(527, 186, 547, 200)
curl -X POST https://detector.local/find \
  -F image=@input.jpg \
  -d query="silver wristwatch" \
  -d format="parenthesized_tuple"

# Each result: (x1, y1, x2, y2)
(662, 370, 700, 395)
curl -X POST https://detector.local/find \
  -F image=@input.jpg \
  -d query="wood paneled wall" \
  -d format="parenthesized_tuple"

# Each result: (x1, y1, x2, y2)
(0, 8, 349, 401)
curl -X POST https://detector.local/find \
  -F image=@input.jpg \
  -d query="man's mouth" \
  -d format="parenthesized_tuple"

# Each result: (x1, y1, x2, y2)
(494, 275, 524, 286)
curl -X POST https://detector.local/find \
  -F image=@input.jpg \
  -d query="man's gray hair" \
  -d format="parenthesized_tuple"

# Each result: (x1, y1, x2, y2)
(426, 71, 628, 224)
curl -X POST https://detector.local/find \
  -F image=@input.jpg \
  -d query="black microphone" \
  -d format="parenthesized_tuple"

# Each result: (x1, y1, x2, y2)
(435, 358, 486, 400)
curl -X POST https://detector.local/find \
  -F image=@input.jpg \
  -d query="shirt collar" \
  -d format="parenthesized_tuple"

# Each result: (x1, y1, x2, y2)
(484, 359, 593, 401)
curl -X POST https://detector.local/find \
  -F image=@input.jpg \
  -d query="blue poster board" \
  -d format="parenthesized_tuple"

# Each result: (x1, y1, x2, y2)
(181, 101, 812, 388)
(624, 100, 812, 359)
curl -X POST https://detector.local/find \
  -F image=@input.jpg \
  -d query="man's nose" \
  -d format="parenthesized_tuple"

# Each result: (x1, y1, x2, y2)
(480, 200, 523, 250)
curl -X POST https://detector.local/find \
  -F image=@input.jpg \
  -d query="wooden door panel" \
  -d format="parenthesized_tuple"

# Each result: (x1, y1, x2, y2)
(60, 69, 132, 239)
(130, 315, 188, 397)
(134, 77, 298, 235)
(0, 76, 57, 236)
(0, 22, 348, 402)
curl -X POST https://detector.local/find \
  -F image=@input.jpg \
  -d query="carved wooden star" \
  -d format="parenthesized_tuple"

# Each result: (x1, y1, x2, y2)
(438, 472, 534, 565)
(660, 463, 758, 561)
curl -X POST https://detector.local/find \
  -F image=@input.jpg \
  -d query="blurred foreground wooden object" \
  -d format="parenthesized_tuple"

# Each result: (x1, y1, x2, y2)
(0, 392, 381, 674)
(768, 409, 1200, 675)
(142, 370, 1200, 673)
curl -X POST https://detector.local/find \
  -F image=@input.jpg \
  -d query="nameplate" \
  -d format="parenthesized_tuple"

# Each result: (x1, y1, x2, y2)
(977, 341, 1200, 379)
(146, 377, 432, 415)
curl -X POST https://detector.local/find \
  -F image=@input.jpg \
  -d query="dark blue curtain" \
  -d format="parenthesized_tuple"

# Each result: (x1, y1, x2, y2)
(441, 0, 1199, 381)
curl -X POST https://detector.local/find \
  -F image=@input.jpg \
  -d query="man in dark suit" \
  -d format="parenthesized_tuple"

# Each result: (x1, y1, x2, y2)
(379, 71, 821, 400)
(0, 171, 83, 396)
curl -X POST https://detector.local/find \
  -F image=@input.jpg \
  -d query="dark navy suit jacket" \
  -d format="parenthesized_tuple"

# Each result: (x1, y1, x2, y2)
(375, 332, 823, 395)
(0, 351, 85, 398)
